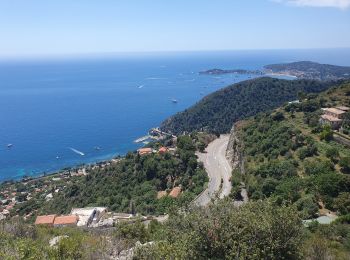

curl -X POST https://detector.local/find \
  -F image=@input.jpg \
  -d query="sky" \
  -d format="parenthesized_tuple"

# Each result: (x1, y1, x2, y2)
(0, 0, 349, 57)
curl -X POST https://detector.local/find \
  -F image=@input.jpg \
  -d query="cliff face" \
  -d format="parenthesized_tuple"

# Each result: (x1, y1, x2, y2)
(226, 125, 244, 174)
(226, 124, 248, 204)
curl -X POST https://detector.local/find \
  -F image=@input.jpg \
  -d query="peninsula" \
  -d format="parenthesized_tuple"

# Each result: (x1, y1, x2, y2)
(200, 61, 350, 81)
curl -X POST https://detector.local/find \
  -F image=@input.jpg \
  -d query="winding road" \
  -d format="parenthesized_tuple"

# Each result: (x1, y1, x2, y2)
(194, 135, 232, 206)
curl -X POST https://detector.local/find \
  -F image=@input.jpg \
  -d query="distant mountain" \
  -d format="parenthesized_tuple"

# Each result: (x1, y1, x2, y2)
(264, 61, 350, 81)
(160, 77, 334, 134)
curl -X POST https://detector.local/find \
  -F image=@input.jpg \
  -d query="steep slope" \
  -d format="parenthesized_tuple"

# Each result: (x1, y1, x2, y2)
(161, 77, 334, 134)
(232, 80, 350, 219)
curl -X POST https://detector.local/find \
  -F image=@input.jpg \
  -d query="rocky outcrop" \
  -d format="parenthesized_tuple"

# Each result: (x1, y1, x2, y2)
(113, 241, 154, 260)
(226, 124, 248, 204)
(226, 125, 244, 173)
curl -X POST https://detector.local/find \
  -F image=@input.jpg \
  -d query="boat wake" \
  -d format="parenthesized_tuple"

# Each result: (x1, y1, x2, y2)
(69, 147, 85, 156)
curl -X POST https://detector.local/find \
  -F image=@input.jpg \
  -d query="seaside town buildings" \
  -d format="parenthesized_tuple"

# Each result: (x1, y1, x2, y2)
(1, 138, 175, 222)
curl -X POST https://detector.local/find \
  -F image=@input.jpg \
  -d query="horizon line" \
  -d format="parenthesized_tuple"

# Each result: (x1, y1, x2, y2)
(1, 47, 350, 61)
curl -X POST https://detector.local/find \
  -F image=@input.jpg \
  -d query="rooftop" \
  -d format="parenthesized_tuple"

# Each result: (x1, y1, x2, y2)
(35, 214, 56, 225)
(321, 114, 342, 122)
(158, 147, 168, 153)
(324, 107, 346, 115)
(54, 215, 78, 225)
(138, 148, 153, 155)
(336, 106, 350, 112)
(169, 187, 182, 198)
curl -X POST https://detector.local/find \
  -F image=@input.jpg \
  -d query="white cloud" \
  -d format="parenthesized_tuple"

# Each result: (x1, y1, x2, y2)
(273, 0, 350, 9)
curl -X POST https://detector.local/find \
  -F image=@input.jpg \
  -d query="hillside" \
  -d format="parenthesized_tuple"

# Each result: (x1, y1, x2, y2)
(0, 135, 209, 218)
(161, 77, 334, 134)
(228, 81, 350, 258)
(234, 80, 350, 216)
(264, 61, 350, 81)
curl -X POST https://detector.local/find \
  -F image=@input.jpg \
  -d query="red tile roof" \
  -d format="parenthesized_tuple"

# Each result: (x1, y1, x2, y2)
(169, 187, 182, 198)
(53, 215, 78, 225)
(35, 215, 56, 225)
(158, 147, 168, 153)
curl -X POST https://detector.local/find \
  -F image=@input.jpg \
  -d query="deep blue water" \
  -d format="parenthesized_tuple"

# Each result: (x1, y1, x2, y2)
(1, 49, 350, 181)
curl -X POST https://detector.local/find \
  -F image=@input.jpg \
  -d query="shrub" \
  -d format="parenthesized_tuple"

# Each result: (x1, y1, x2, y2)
(135, 201, 303, 259)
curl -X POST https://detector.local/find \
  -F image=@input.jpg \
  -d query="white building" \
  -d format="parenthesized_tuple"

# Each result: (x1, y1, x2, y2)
(70, 207, 107, 227)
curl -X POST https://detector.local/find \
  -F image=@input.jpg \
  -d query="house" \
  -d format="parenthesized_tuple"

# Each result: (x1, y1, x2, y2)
(35, 214, 56, 226)
(320, 106, 349, 129)
(169, 187, 182, 198)
(70, 207, 107, 227)
(158, 147, 168, 154)
(323, 108, 347, 119)
(53, 215, 78, 227)
(320, 114, 343, 129)
(137, 148, 153, 155)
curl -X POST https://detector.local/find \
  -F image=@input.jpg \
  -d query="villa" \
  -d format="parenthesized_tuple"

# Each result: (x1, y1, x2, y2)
(320, 106, 349, 129)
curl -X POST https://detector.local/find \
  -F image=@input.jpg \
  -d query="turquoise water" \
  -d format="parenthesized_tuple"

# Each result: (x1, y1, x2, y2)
(1, 49, 350, 181)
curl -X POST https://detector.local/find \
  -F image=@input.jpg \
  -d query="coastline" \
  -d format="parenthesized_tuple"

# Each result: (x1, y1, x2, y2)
(265, 72, 298, 79)
(1, 154, 122, 185)
(1, 128, 169, 184)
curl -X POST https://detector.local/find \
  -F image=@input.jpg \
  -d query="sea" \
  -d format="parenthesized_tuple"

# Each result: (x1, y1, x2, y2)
(1, 49, 350, 182)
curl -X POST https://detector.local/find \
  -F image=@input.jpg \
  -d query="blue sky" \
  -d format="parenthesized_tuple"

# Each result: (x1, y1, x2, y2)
(0, 0, 349, 57)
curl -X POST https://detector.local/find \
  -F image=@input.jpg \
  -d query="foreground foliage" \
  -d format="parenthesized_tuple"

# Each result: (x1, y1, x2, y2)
(135, 200, 303, 259)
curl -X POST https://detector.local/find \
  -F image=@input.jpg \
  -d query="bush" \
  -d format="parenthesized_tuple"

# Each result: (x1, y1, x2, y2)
(298, 144, 318, 160)
(339, 157, 350, 174)
(320, 125, 333, 142)
(295, 194, 319, 219)
(325, 146, 339, 162)
(334, 192, 350, 215)
(304, 158, 334, 175)
(135, 201, 303, 259)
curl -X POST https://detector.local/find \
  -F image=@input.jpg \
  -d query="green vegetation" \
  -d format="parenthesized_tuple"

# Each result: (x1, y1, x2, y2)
(236, 81, 350, 219)
(0, 219, 108, 259)
(161, 77, 333, 134)
(12, 135, 208, 217)
(135, 200, 303, 259)
(2, 200, 350, 259)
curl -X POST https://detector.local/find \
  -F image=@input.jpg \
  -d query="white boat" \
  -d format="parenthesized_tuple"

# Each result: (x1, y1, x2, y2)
(69, 147, 85, 156)
(7, 144, 13, 148)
